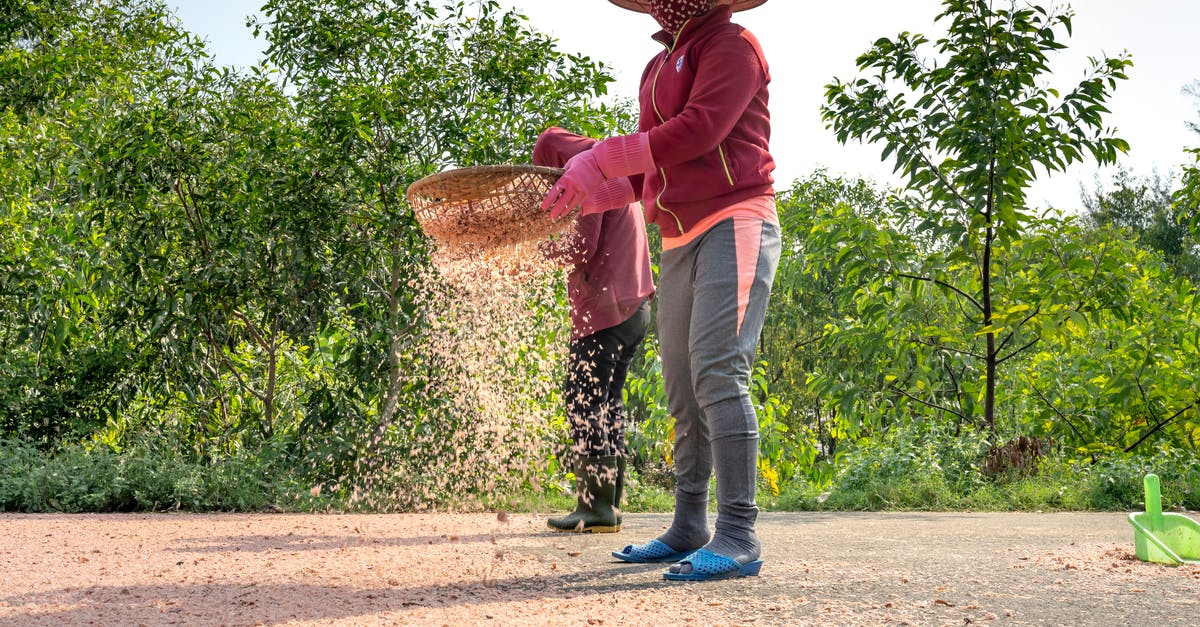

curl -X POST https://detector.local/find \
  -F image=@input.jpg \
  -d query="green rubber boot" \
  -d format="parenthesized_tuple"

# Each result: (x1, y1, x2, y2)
(548, 455, 621, 533)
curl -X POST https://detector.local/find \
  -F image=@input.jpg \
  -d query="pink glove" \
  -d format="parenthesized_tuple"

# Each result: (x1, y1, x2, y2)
(542, 149, 603, 219)
(580, 176, 636, 216)
(542, 132, 654, 219)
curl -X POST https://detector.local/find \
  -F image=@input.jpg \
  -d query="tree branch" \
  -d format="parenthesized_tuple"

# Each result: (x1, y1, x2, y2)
(897, 272, 984, 312)
(174, 176, 210, 256)
(997, 304, 1042, 354)
(945, 361, 966, 430)
(908, 335, 986, 360)
(888, 384, 966, 420)
(231, 308, 271, 353)
(768, 332, 828, 386)
(871, 102, 977, 212)
(1124, 399, 1198, 454)
(996, 337, 1040, 366)
(1031, 384, 1091, 451)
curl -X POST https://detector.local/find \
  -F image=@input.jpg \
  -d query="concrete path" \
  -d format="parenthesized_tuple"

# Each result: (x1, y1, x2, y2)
(1, 511, 1196, 625)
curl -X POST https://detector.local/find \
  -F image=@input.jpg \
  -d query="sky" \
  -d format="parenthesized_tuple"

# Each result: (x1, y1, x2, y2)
(171, 0, 1200, 211)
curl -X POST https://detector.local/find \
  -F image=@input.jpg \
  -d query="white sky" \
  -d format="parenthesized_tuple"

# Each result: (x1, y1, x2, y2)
(172, 0, 1200, 211)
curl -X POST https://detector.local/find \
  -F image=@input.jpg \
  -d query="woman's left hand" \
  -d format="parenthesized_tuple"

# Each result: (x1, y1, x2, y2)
(542, 149, 605, 219)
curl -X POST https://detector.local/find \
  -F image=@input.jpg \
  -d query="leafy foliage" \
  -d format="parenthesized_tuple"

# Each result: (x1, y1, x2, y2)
(0, 0, 631, 509)
(1084, 168, 1200, 281)
(821, 0, 1131, 433)
(1, 0, 1198, 513)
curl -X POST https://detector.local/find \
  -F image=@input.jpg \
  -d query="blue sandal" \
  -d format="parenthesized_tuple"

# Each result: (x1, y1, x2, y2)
(662, 549, 763, 581)
(611, 540, 694, 564)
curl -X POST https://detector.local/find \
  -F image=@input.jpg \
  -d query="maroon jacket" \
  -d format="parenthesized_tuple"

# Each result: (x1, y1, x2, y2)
(534, 127, 655, 341)
(638, 4, 774, 238)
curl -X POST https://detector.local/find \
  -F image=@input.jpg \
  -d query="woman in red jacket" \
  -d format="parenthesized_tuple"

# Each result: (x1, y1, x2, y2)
(542, 0, 779, 581)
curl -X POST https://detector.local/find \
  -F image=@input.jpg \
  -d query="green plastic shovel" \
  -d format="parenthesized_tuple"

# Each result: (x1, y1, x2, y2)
(1127, 474, 1200, 565)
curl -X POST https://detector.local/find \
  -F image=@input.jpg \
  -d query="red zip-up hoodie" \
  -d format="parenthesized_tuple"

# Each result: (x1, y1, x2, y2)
(637, 4, 774, 238)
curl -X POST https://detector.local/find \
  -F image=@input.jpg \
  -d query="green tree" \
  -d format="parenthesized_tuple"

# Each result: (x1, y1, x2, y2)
(248, 0, 634, 501)
(0, 0, 219, 444)
(1, 0, 633, 510)
(1179, 82, 1200, 242)
(797, 187, 1199, 463)
(250, 0, 632, 447)
(821, 0, 1130, 435)
(1017, 219, 1200, 456)
(1083, 168, 1200, 281)
(761, 171, 897, 460)
(1180, 149, 1200, 239)
(1185, 80, 1200, 138)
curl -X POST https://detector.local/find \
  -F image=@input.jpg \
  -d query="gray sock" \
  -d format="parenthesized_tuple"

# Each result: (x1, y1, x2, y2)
(658, 487, 710, 551)
(702, 397, 761, 564)
(658, 413, 713, 552)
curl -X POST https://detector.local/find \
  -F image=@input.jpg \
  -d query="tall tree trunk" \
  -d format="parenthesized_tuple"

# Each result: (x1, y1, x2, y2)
(264, 322, 278, 438)
(982, 223, 997, 435)
(379, 247, 404, 430)
(983, 162, 997, 436)
(374, 210, 407, 453)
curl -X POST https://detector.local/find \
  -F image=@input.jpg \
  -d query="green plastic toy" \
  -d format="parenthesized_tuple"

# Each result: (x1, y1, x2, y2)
(1127, 474, 1200, 565)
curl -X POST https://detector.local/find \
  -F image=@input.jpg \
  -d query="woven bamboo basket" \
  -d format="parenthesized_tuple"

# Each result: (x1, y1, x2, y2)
(405, 165, 570, 248)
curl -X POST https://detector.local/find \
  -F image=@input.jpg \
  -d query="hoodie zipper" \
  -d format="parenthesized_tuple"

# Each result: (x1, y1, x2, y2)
(649, 20, 693, 236)
(650, 14, 736, 236)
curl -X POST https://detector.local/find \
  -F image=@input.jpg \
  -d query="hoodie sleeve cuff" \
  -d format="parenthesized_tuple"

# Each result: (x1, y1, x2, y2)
(593, 132, 655, 179)
(580, 176, 637, 216)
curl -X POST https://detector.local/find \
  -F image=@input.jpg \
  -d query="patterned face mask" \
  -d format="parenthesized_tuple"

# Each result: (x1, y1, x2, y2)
(649, 0, 716, 36)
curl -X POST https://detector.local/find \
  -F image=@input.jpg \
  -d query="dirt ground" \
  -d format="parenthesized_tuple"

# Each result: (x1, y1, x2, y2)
(2, 510, 1198, 626)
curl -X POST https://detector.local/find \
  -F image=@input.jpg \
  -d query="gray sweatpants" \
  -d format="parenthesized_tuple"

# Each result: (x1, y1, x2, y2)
(657, 216, 781, 560)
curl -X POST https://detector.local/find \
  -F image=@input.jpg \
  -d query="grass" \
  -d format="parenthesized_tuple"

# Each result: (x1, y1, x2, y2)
(767, 458, 1200, 513)
(0, 438, 300, 513)
(4, 436, 1197, 514)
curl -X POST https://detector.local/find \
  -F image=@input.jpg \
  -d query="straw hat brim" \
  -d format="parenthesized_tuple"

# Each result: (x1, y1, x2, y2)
(608, 0, 768, 13)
